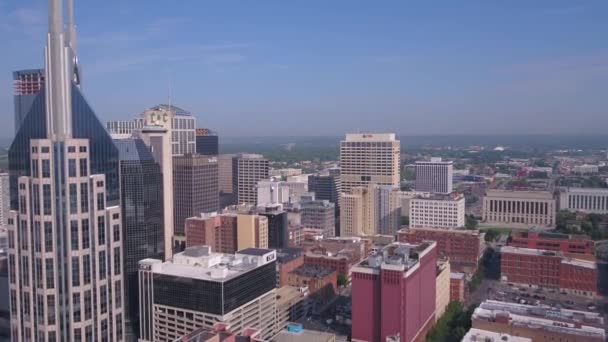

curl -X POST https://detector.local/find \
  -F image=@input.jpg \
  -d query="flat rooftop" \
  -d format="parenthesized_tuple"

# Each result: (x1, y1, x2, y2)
(473, 300, 605, 339)
(356, 241, 434, 272)
(343, 133, 396, 142)
(462, 328, 531, 342)
(289, 265, 335, 279)
(563, 187, 608, 194)
(272, 328, 335, 342)
(143, 246, 275, 282)
(485, 189, 554, 200)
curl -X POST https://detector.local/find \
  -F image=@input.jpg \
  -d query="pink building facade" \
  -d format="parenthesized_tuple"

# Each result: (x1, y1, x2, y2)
(351, 242, 438, 342)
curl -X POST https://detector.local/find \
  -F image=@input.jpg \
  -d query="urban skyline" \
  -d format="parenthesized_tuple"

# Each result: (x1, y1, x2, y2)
(1, 1, 608, 137)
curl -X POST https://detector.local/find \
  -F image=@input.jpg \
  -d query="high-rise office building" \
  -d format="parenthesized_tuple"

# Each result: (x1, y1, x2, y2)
(340, 184, 401, 237)
(114, 138, 164, 339)
(257, 179, 290, 205)
(409, 193, 466, 229)
(218, 154, 236, 207)
(233, 154, 269, 205)
(259, 204, 289, 249)
(195, 128, 219, 155)
(173, 155, 219, 244)
(13, 69, 45, 134)
(142, 104, 196, 155)
(0, 173, 9, 227)
(339, 133, 400, 194)
(138, 246, 278, 342)
(7, 2, 125, 340)
(351, 242, 438, 342)
(301, 200, 335, 238)
(308, 173, 341, 206)
(415, 157, 453, 194)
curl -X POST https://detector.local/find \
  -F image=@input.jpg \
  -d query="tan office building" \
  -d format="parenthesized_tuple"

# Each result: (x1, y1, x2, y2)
(339, 133, 400, 194)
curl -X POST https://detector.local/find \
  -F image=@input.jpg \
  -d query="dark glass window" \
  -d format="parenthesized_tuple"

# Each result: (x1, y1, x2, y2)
(68, 159, 76, 177)
(42, 184, 52, 215)
(114, 280, 122, 308)
(100, 285, 107, 314)
(21, 256, 29, 286)
(98, 216, 105, 246)
(68, 146, 76, 153)
(83, 254, 91, 285)
(71, 220, 79, 250)
(80, 182, 88, 213)
(114, 247, 121, 276)
(34, 222, 41, 252)
(69, 184, 78, 214)
(45, 258, 54, 289)
(31, 159, 39, 178)
(73, 293, 81, 322)
(79, 146, 87, 153)
(41, 159, 50, 177)
(82, 219, 90, 249)
(79, 158, 88, 177)
(44, 222, 53, 252)
(47, 295, 55, 325)
(84, 291, 92, 320)
(99, 251, 106, 280)
(32, 184, 40, 214)
(41, 146, 49, 153)
(97, 192, 105, 211)
(113, 224, 120, 242)
(72, 256, 80, 287)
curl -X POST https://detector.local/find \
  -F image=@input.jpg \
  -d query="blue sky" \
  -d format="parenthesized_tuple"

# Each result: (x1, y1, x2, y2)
(1, 0, 607, 138)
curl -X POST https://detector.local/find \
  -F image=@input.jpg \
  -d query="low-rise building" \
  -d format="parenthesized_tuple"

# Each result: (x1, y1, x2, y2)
(482, 190, 556, 228)
(508, 229, 595, 258)
(286, 265, 337, 304)
(435, 258, 451, 321)
(398, 228, 484, 274)
(450, 272, 466, 303)
(409, 193, 465, 229)
(558, 187, 608, 214)
(301, 200, 336, 238)
(462, 328, 532, 342)
(273, 324, 336, 342)
(276, 248, 305, 287)
(500, 246, 598, 297)
(471, 300, 605, 342)
(304, 249, 355, 279)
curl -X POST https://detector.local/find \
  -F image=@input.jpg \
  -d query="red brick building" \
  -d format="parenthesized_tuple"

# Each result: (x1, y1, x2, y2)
(508, 230, 595, 257)
(286, 265, 337, 303)
(398, 228, 483, 274)
(185, 215, 218, 248)
(500, 246, 598, 297)
(450, 272, 466, 303)
(276, 248, 305, 287)
(351, 242, 437, 342)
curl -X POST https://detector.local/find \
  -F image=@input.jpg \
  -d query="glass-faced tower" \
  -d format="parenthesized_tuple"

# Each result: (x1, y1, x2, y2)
(6, 0, 125, 341)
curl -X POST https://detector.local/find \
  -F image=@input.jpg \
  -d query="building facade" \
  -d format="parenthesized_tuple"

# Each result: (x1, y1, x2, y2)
(259, 204, 289, 249)
(301, 200, 335, 238)
(558, 187, 608, 214)
(435, 259, 451, 321)
(482, 190, 556, 228)
(339, 133, 400, 194)
(195, 128, 219, 156)
(173, 154, 219, 239)
(508, 230, 595, 257)
(114, 138, 164, 339)
(414, 157, 453, 194)
(138, 247, 278, 342)
(7, 2, 125, 340)
(339, 184, 400, 237)
(398, 228, 483, 274)
(233, 154, 269, 205)
(409, 194, 465, 229)
(450, 272, 466, 302)
(308, 173, 341, 206)
(106, 120, 143, 139)
(13, 69, 44, 134)
(257, 179, 290, 205)
(500, 246, 598, 297)
(140, 104, 196, 155)
(351, 242, 437, 342)
(0, 174, 9, 227)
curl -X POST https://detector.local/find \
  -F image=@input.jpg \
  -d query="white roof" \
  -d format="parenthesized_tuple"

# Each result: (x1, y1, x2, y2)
(462, 328, 531, 342)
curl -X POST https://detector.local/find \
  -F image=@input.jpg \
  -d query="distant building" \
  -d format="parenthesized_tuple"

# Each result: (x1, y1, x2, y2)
(500, 246, 598, 297)
(415, 157, 453, 194)
(573, 164, 599, 175)
(173, 155, 219, 244)
(398, 228, 483, 274)
(482, 190, 556, 228)
(286, 265, 337, 303)
(233, 154, 270, 205)
(114, 138, 164, 338)
(270, 168, 302, 178)
(471, 300, 605, 342)
(12, 69, 44, 133)
(195, 128, 219, 155)
(308, 173, 341, 206)
(435, 258, 451, 321)
(259, 204, 289, 249)
(558, 187, 608, 214)
(351, 242, 437, 342)
(509, 229, 595, 257)
(340, 184, 401, 236)
(184, 212, 269, 253)
(218, 154, 236, 207)
(138, 247, 278, 342)
(301, 200, 335, 238)
(450, 272, 466, 303)
(276, 248, 305, 287)
(106, 119, 143, 139)
(274, 324, 336, 342)
(340, 133, 400, 194)
(0, 174, 9, 227)
(409, 193, 465, 229)
(140, 104, 197, 155)
(257, 179, 290, 205)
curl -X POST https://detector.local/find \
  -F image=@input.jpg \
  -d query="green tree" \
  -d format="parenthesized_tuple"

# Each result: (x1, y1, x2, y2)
(337, 274, 348, 287)
(484, 229, 500, 242)
(465, 215, 478, 230)
(400, 216, 410, 226)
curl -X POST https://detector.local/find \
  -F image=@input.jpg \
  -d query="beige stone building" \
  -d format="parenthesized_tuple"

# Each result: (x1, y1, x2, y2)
(482, 190, 556, 228)
(435, 258, 451, 321)
(339, 184, 401, 236)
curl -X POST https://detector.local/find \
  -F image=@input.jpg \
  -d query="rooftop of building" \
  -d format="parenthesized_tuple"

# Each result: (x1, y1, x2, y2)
(272, 324, 335, 342)
(152, 103, 190, 115)
(195, 127, 217, 136)
(411, 192, 464, 201)
(399, 227, 481, 237)
(462, 328, 531, 342)
(141, 246, 276, 282)
(276, 286, 307, 309)
(355, 241, 435, 272)
(301, 200, 335, 209)
(501, 246, 596, 268)
(450, 272, 465, 280)
(512, 229, 592, 242)
(561, 187, 608, 194)
(113, 138, 155, 162)
(276, 248, 304, 263)
(473, 300, 605, 339)
(343, 132, 397, 142)
(289, 264, 336, 279)
(485, 189, 554, 199)
(416, 157, 453, 165)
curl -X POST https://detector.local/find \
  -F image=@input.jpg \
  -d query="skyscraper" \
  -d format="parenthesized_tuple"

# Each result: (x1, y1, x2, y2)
(173, 154, 219, 248)
(308, 173, 341, 206)
(232, 154, 270, 205)
(339, 133, 400, 194)
(415, 157, 453, 194)
(195, 128, 219, 155)
(7, 2, 125, 341)
(0, 173, 9, 227)
(13, 69, 45, 134)
(141, 104, 197, 155)
(114, 138, 164, 339)
(339, 184, 401, 236)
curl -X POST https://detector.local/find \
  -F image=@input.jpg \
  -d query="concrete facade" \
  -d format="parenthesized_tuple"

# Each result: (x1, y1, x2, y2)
(482, 190, 556, 228)
(414, 157, 453, 194)
(409, 194, 465, 229)
(559, 187, 608, 214)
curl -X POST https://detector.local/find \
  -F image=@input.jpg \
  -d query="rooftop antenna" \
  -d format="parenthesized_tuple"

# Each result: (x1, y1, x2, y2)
(66, 0, 81, 86)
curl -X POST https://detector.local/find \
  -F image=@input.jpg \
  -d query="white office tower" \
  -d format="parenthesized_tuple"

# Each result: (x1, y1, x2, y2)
(7, 1, 125, 340)
(339, 133, 400, 194)
(0, 173, 9, 227)
(257, 179, 290, 205)
(415, 157, 453, 194)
